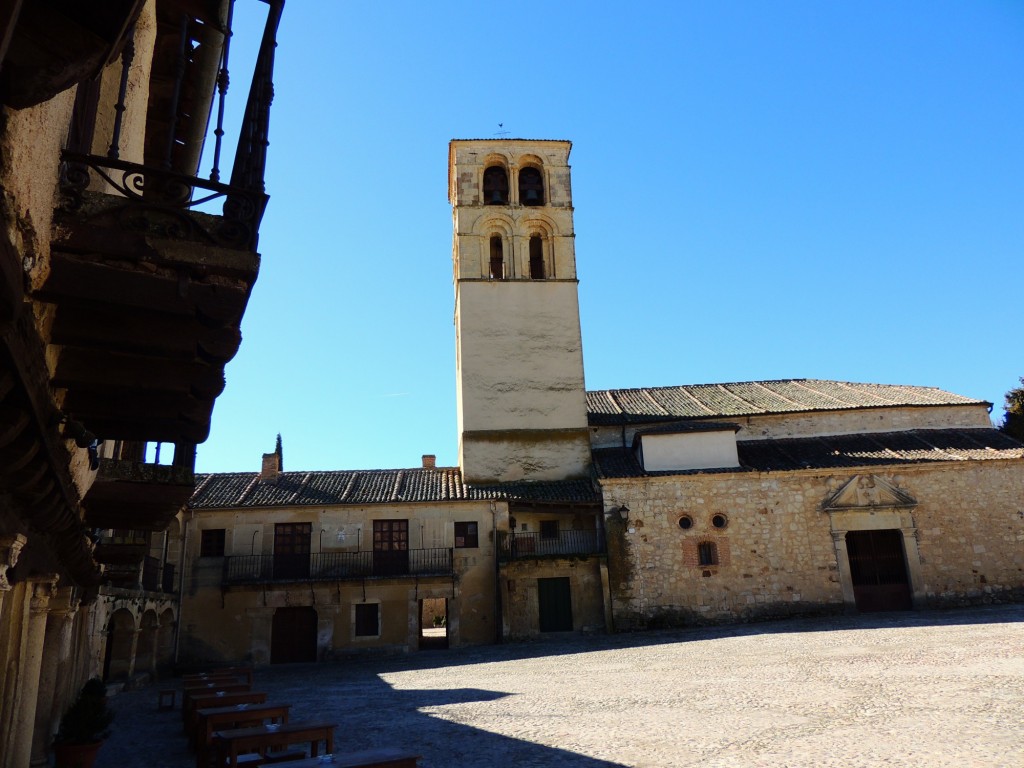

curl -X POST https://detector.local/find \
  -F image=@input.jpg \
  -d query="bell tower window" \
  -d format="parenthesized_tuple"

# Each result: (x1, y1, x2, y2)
(529, 236, 545, 279)
(483, 166, 509, 205)
(519, 167, 544, 206)
(489, 236, 505, 279)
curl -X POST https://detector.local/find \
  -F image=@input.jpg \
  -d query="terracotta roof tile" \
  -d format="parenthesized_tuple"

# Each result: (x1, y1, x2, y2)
(587, 379, 984, 426)
(190, 468, 600, 509)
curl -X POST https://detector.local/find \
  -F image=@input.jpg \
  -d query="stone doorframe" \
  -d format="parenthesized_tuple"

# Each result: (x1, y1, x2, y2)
(822, 474, 924, 610)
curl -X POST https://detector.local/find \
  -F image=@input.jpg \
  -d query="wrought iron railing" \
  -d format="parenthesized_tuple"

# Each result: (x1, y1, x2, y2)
(57, 0, 284, 251)
(223, 548, 455, 585)
(498, 530, 605, 562)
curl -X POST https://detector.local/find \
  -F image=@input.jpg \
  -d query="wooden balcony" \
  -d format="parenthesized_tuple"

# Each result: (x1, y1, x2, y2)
(497, 530, 606, 563)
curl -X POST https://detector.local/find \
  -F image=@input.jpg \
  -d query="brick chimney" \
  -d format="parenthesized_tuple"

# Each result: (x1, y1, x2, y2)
(260, 451, 281, 483)
(421, 454, 436, 469)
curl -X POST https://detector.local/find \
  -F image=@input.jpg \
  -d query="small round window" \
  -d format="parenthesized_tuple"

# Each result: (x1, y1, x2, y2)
(711, 514, 728, 529)
(678, 515, 693, 530)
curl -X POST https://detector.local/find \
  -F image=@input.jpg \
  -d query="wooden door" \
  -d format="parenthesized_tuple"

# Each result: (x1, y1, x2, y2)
(273, 523, 311, 579)
(270, 606, 317, 664)
(846, 529, 913, 612)
(538, 577, 573, 632)
(372, 520, 408, 576)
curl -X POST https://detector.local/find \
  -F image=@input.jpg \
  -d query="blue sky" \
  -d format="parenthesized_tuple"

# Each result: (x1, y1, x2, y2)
(195, 1, 1024, 473)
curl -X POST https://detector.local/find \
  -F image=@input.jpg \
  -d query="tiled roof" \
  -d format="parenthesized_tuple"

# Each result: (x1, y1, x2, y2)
(593, 428, 1023, 479)
(586, 379, 985, 426)
(190, 468, 600, 509)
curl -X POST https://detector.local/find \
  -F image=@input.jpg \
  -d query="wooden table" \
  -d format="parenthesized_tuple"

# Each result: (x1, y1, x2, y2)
(212, 721, 336, 767)
(195, 703, 291, 767)
(274, 747, 420, 767)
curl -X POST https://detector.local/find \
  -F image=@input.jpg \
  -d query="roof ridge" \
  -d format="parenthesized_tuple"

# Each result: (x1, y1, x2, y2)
(717, 382, 760, 412)
(192, 473, 215, 498)
(339, 471, 359, 503)
(390, 470, 405, 502)
(787, 379, 848, 408)
(236, 474, 262, 505)
(751, 380, 803, 409)
(639, 389, 670, 416)
(288, 472, 313, 505)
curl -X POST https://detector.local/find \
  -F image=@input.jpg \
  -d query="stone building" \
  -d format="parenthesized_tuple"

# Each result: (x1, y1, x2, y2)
(180, 138, 1023, 667)
(0, 1, 282, 764)
(179, 448, 607, 664)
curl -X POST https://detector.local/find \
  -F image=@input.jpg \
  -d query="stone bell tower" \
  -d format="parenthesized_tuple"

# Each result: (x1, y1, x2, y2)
(448, 139, 591, 484)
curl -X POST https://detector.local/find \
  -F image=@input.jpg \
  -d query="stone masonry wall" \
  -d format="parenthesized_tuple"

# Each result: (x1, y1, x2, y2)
(602, 458, 1024, 629)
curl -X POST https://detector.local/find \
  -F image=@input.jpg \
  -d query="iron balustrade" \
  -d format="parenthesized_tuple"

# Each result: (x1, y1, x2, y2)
(57, 0, 284, 251)
(498, 530, 605, 562)
(223, 548, 455, 585)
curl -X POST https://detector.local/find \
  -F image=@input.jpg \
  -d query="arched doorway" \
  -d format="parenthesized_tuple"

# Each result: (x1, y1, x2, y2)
(270, 607, 317, 664)
(103, 609, 136, 681)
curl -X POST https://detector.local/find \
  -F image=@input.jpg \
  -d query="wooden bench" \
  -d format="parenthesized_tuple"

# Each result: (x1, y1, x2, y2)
(194, 703, 291, 764)
(186, 666, 254, 686)
(183, 683, 254, 722)
(276, 747, 420, 767)
(212, 721, 336, 768)
(184, 690, 266, 732)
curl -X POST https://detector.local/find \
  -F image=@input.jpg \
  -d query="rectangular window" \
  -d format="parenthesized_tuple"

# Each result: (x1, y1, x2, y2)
(540, 520, 559, 540)
(698, 541, 718, 566)
(454, 521, 478, 548)
(354, 603, 379, 637)
(200, 529, 225, 557)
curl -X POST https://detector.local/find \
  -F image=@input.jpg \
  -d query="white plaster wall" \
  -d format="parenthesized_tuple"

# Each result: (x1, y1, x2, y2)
(456, 280, 587, 433)
(640, 430, 740, 471)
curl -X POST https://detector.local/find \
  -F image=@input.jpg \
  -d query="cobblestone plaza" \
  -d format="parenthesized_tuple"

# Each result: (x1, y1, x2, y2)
(100, 605, 1024, 768)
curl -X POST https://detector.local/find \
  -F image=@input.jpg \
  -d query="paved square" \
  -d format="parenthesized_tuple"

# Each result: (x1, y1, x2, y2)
(99, 605, 1024, 767)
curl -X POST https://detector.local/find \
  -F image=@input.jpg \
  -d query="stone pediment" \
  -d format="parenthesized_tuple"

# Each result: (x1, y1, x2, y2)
(822, 474, 917, 511)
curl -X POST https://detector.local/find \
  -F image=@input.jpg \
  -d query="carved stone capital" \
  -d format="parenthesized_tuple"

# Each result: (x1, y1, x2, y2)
(0, 534, 28, 591)
(28, 575, 60, 612)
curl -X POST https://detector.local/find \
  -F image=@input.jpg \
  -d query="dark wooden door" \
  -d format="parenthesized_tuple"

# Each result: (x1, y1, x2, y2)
(538, 577, 573, 632)
(274, 523, 311, 579)
(270, 606, 317, 664)
(373, 520, 409, 576)
(846, 529, 913, 612)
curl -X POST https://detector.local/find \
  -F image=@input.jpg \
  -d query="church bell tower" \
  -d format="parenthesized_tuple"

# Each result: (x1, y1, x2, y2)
(448, 139, 591, 484)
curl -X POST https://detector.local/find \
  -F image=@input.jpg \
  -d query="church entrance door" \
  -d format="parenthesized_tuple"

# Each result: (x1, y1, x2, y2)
(845, 529, 912, 612)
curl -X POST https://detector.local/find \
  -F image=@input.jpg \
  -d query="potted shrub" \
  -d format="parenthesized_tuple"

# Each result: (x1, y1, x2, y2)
(52, 678, 114, 768)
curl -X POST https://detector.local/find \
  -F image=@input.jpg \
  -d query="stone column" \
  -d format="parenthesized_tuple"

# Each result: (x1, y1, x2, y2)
(30, 587, 80, 767)
(126, 628, 141, 681)
(830, 529, 857, 611)
(9, 575, 58, 768)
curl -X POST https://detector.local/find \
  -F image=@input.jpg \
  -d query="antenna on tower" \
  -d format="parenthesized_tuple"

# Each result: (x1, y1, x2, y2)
(494, 122, 510, 137)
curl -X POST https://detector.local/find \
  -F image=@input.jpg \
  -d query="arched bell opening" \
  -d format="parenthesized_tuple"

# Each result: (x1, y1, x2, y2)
(483, 166, 509, 205)
(519, 167, 544, 206)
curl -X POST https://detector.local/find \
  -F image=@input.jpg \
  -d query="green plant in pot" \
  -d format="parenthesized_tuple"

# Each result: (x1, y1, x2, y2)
(53, 678, 114, 768)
